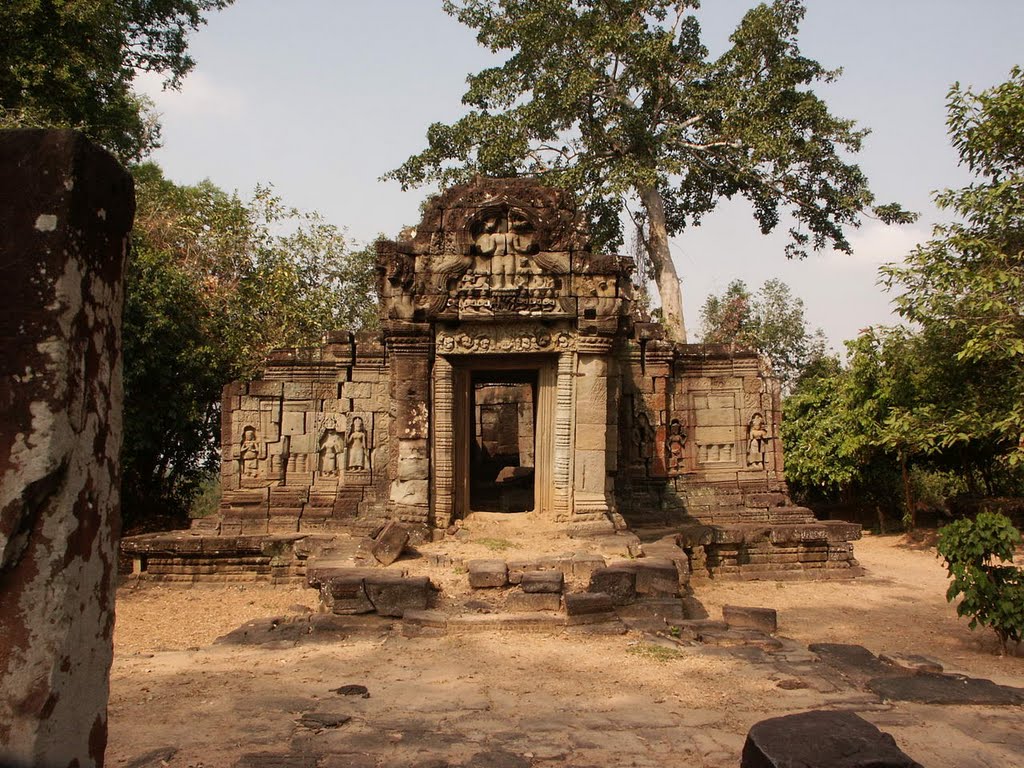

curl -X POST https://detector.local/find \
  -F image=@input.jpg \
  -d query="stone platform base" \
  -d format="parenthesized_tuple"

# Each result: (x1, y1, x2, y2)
(121, 519, 862, 585)
(120, 532, 339, 583)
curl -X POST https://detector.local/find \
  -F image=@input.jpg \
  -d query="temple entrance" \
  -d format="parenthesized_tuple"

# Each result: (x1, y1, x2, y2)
(450, 355, 557, 519)
(469, 370, 537, 512)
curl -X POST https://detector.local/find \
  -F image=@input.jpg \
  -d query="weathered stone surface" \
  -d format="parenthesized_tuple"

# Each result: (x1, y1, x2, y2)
(506, 592, 562, 612)
(520, 570, 564, 594)
(741, 711, 922, 768)
(878, 652, 943, 674)
(371, 521, 410, 565)
(563, 592, 614, 615)
(0, 130, 133, 768)
(633, 559, 681, 597)
(363, 574, 431, 617)
(588, 565, 636, 605)
(723, 605, 778, 634)
(810, 643, 900, 686)
(468, 559, 508, 588)
(322, 572, 375, 614)
(571, 552, 606, 579)
(868, 673, 1024, 705)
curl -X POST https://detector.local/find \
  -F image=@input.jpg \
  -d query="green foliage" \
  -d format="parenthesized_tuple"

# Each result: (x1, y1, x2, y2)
(122, 164, 378, 527)
(0, 0, 232, 160)
(881, 67, 1024, 467)
(388, 0, 907, 340)
(937, 512, 1024, 652)
(699, 278, 826, 390)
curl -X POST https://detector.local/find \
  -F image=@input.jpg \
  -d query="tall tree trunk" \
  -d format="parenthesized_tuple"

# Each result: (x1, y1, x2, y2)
(638, 184, 687, 342)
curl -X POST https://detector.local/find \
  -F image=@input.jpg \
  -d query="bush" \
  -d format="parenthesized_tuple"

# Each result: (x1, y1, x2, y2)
(937, 512, 1024, 652)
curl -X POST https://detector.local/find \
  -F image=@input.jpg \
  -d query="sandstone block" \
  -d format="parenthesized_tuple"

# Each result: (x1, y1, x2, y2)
(467, 559, 508, 588)
(363, 574, 431, 617)
(588, 566, 636, 605)
(571, 553, 607, 580)
(563, 592, 614, 616)
(520, 570, 564, 594)
(506, 592, 562, 612)
(371, 521, 409, 566)
(633, 559, 681, 597)
(322, 572, 375, 614)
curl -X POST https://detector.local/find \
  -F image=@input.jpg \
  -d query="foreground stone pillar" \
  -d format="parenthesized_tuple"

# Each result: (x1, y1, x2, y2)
(0, 130, 134, 768)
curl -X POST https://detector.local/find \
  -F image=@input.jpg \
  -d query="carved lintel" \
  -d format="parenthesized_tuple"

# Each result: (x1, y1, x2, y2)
(436, 324, 575, 355)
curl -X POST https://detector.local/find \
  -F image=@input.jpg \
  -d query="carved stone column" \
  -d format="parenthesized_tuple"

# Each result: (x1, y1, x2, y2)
(572, 337, 618, 527)
(385, 325, 432, 530)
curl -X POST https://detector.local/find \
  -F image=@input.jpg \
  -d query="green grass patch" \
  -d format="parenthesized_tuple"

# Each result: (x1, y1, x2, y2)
(626, 643, 682, 662)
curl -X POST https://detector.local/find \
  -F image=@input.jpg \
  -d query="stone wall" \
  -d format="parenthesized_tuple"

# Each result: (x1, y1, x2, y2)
(0, 130, 133, 768)
(217, 331, 393, 537)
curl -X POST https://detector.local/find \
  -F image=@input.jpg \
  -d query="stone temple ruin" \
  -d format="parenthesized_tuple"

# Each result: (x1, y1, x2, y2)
(124, 178, 860, 580)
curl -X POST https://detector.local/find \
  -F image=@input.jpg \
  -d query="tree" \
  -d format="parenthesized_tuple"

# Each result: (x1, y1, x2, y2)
(123, 164, 378, 527)
(0, 0, 232, 160)
(937, 512, 1024, 653)
(388, 0, 910, 341)
(881, 67, 1024, 467)
(699, 277, 826, 390)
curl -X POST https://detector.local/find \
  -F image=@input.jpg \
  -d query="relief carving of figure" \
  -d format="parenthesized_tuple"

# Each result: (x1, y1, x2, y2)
(472, 208, 536, 289)
(239, 426, 261, 478)
(747, 412, 770, 467)
(666, 418, 687, 475)
(347, 416, 368, 471)
(632, 411, 655, 472)
(318, 416, 345, 476)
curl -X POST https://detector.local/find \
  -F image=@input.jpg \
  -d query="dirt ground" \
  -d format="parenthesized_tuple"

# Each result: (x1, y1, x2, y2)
(107, 533, 1024, 768)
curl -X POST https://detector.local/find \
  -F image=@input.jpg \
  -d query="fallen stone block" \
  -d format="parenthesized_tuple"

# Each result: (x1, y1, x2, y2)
(402, 609, 448, 629)
(520, 570, 564, 594)
(741, 710, 922, 767)
(588, 565, 636, 604)
(506, 592, 562, 612)
(723, 605, 778, 634)
(564, 592, 614, 616)
(363, 574, 431, 617)
(468, 559, 508, 588)
(371, 521, 410, 565)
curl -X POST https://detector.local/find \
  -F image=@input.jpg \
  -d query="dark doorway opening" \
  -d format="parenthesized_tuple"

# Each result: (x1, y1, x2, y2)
(469, 369, 537, 512)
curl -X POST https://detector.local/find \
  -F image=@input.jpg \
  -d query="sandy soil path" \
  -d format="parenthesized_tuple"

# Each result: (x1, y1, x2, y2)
(107, 534, 1024, 768)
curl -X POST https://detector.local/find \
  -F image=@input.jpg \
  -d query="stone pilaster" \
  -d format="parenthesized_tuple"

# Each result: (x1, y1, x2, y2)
(552, 350, 576, 521)
(385, 325, 432, 527)
(431, 355, 454, 528)
(572, 337, 617, 526)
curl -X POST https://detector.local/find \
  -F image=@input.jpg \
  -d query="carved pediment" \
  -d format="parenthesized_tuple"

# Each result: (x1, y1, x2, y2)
(381, 178, 628, 325)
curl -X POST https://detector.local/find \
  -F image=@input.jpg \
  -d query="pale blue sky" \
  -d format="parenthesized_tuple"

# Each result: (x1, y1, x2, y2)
(136, 1, 1024, 352)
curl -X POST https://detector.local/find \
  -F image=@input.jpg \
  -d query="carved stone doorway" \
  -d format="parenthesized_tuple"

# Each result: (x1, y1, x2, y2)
(442, 355, 557, 522)
(469, 370, 537, 512)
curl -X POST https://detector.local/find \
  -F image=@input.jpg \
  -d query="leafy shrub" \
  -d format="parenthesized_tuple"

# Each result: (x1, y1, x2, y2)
(937, 512, 1024, 652)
